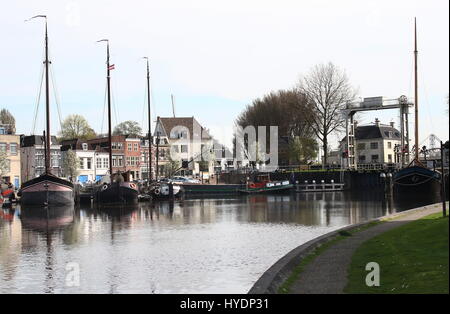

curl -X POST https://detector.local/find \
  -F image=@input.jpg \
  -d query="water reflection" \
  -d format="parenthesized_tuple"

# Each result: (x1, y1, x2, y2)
(0, 192, 440, 294)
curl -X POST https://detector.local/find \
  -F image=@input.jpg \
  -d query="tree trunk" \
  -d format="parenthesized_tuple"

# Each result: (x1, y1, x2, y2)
(322, 136, 328, 169)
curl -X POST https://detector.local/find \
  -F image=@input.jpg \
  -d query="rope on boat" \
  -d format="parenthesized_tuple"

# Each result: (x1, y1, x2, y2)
(31, 61, 45, 135)
(49, 62, 64, 131)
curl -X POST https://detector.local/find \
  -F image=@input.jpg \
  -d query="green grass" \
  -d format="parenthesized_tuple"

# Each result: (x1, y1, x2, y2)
(344, 213, 449, 294)
(278, 220, 383, 294)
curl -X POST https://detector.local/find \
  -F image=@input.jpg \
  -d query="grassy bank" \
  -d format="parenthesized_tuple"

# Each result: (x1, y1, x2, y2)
(278, 221, 381, 294)
(345, 213, 449, 294)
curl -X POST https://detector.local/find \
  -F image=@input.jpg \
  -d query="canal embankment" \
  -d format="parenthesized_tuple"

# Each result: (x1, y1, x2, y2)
(248, 202, 448, 294)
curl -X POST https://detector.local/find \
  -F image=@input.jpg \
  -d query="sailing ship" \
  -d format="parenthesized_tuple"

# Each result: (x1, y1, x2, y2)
(95, 40, 139, 204)
(393, 18, 441, 196)
(19, 16, 74, 207)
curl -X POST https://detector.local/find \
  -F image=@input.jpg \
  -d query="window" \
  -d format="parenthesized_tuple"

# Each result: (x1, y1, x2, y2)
(103, 158, 109, 168)
(36, 155, 45, 168)
(86, 158, 92, 170)
(387, 142, 392, 149)
(127, 156, 138, 166)
(371, 155, 379, 162)
(96, 157, 102, 169)
(118, 156, 123, 167)
(0, 128, 5, 135)
(79, 158, 84, 169)
(370, 142, 378, 150)
(134, 143, 139, 151)
(181, 145, 188, 153)
(51, 154, 59, 168)
(388, 154, 393, 163)
(358, 155, 366, 163)
(357, 143, 366, 150)
(128, 143, 133, 151)
(10, 143, 18, 155)
(0, 143, 6, 152)
(112, 142, 123, 150)
(82, 143, 88, 151)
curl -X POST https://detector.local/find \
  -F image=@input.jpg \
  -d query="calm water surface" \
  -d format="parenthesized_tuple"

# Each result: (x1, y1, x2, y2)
(0, 192, 437, 294)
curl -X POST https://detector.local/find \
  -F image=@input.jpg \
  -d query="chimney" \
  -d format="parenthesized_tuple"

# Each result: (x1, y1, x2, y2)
(390, 121, 395, 128)
(375, 118, 380, 127)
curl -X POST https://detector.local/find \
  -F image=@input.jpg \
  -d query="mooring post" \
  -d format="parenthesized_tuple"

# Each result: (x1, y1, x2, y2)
(441, 141, 447, 217)
(169, 182, 174, 199)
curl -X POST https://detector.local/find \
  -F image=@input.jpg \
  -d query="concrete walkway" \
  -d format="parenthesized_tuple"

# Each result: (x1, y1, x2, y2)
(289, 203, 445, 294)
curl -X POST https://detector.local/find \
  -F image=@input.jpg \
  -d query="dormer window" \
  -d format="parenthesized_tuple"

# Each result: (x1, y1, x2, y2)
(82, 143, 88, 151)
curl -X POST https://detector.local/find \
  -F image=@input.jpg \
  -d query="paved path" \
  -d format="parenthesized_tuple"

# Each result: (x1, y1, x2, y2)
(289, 203, 445, 294)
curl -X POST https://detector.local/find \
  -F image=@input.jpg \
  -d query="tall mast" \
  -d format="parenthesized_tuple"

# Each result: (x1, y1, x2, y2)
(98, 39, 113, 180)
(28, 15, 51, 173)
(171, 94, 176, 118)
(106, 42, 113, 180)
(44, 18, 51, 173)
(144, 57, 152, 181)
(414, 17, 419, 162)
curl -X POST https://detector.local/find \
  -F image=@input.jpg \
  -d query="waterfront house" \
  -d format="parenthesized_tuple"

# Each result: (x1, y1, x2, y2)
(0, 127, 20, 189)
(86, 135, 142, 181)
(153, 117, 215, 177)
(60, 139, 110, 183)
(20, 135, 62, 183)
(337, 119, 402, 169)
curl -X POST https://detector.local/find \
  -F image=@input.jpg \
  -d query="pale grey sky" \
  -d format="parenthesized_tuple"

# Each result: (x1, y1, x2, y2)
(1, 0, 448, 148)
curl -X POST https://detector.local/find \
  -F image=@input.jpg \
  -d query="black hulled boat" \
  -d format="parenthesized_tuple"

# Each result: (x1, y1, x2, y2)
(393, 18, 441, 197)
(95, 40, 138, 204)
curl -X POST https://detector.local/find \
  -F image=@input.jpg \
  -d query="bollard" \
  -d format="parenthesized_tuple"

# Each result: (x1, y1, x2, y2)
(169, 182, 174, 199)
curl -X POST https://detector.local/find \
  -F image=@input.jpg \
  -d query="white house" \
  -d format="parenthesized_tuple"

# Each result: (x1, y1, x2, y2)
(60, 139, 109, 183)
(153, 117, 215, 177)
(334, 119, 403, 168)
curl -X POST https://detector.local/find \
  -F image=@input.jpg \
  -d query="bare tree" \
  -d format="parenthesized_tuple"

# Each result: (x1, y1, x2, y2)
(298, 63, 356, 167)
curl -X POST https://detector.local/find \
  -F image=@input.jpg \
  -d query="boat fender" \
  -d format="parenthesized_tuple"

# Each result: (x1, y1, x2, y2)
(154, 188, 161, 195)
(102, 184, 108, 191)
(130, 183, 136, 189)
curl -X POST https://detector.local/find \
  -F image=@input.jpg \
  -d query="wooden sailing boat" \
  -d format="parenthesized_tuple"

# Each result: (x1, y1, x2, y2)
(393, 18, 441, 196)
(20, 16, 74, 206)
(96, 40, 139, 204)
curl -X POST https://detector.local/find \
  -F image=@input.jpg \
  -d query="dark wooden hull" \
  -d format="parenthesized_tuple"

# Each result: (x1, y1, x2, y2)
(96, 182, 139, 204)
(20, 174, 74, 206)
(393, 166, 441, 197)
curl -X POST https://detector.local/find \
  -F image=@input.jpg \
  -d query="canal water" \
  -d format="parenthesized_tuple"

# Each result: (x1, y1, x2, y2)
(0, 191, 439, 294)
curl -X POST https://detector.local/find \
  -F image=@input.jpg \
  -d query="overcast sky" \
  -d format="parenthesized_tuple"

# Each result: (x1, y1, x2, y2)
(1, 0, 448, 148)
